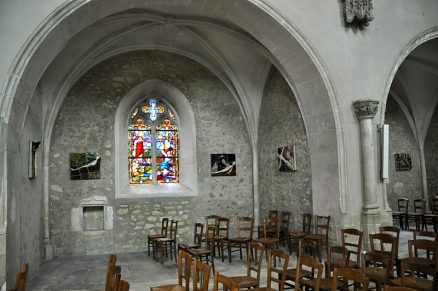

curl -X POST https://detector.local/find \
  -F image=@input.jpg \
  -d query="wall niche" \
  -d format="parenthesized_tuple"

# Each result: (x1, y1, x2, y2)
(71, 196, 113, 232)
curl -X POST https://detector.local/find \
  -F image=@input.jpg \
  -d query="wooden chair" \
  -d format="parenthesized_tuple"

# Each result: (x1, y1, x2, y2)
(333, 267, 369, 291)
(341, 228, 363, 268)
(227, 216, 253, 262)
(105, 255, 117, 291)
(380, 226, 401, 276)
(432, 196, 438, 214)
(295, 255, 324, 291)
(229, 242, 264, 289)
(151, 250, 192, 291)
(187, 225, 215, 272)
(362, 233, 397, 291)
(155, 220, 178, 263)
(203, 215, 220, 247)
(407, 238, 438, 263)
(393, 257, 438, 291)
(324, 246, 349, 279)
(211, 216, 229, 262)
(392, 198, 409, 230)
(8, 262, 29, 291)
(413, 230, 438, 241)
(269, 210, 278, 218)
(250, 249, 290, 291)
(178, 222, 203, 253)
(303, 215, 330, 261)
(193, 259, 212, 291)
(109, 266, 122, 291)
(148, 218, 169, 256)
(282, 240, 314, 290)
(255, 217, 280, 265)
(279, 211, 291, 246)
(117, 280, 130, 291)
(213, 272, 238, 291)
(407, 198, 427, 230)
(288, 213, 312, 255)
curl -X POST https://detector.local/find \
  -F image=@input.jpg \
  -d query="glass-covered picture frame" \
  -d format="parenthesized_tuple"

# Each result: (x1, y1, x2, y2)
(70, 152, 101, 180)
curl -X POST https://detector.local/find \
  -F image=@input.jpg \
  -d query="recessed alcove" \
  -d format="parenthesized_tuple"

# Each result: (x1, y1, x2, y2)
(82, 206, 104, 231)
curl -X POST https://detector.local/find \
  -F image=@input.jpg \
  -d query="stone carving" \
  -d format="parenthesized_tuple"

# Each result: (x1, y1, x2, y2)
(394, 153, 412, 171)
(353, 100, 379, 119)
(344, 0, 374, 27)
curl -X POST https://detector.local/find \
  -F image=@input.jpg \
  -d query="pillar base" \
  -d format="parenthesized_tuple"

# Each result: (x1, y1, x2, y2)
(44, 238, 53, 260)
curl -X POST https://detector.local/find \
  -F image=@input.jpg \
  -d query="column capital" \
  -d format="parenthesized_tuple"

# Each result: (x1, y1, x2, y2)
(353, 100, 379, 120)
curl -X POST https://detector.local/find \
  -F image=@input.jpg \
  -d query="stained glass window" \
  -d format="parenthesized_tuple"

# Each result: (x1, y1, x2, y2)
(128, 97, 179, 184)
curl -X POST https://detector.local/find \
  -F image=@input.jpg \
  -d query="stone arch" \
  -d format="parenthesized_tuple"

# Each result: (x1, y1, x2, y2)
(0, 0, 341, 283)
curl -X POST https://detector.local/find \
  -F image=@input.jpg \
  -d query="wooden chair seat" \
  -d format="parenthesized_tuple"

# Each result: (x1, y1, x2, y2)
(390, 277, 433, 291)
(178, 243, 198, 249)
(289, 231, 307, 238)
(228, 275, 258, 288)
(256, 237, 278, 245)
(363, 267, 388, 283)
(150, 284, 185, 291)
(308, 277, 343, 290)
(228, 236, 251, 243)
(304, 234, 325, 241)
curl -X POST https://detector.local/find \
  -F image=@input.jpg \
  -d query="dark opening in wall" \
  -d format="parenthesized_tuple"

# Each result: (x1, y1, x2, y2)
(83, 206, 104, 231)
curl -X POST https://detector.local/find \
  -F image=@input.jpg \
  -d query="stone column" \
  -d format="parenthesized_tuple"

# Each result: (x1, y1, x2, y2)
(353, 100, 380, 243)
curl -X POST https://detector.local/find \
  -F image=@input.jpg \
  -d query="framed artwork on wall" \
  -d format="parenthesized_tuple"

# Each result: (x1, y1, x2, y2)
(211, 154, 236, 176)
(394, 153, 412, 171)
(70, 152, 101, 180)
(277, 144, 297, 172)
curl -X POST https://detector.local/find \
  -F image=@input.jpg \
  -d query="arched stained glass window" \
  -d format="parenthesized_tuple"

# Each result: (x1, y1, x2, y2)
(128, 97, 179, 184)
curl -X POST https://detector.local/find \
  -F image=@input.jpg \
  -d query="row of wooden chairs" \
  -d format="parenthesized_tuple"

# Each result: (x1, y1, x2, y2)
(8, 262, 29, 291)
(147, 219, 179, 264)
(105, 255, 130, 291)
(392, 197, 438, 231)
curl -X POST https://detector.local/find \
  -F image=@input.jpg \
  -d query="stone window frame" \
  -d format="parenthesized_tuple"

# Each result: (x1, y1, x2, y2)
(115, 79, 198, 198)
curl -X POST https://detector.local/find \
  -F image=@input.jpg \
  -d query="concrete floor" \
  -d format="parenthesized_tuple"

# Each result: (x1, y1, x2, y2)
(27, 230, 415, 291)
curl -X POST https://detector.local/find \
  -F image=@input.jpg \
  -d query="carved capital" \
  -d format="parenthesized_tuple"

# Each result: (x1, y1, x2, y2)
(344, 0, 374, 27)
(353, 100, 379, 120)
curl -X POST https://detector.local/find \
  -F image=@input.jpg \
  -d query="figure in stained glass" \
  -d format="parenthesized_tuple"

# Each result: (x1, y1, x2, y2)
(128, 96, 179, 185)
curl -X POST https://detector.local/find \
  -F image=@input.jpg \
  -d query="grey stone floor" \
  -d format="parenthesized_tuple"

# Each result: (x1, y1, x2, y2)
(27, 230, 414, 291)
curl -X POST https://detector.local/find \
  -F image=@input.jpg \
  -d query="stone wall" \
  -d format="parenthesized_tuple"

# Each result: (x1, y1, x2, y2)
(49, 50, 253, 256)
(385, 97, 423, 211)
(257, 67, 312, 232)
(425, 105, 438, 200)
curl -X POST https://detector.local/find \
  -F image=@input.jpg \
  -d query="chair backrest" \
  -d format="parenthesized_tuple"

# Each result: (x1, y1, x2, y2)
(298, 238, 319, 258)
(111, 266, 122, 291)
(295, 255, 323, 291)
(205, 215, 220, 229)
(105, 255, 117, 291)
(237, 216, 253, 239)
(116, 279, 130, 291)
(333, 267, 369, 291)
(432, 197, 438, 214)
(246, 242, 264, 283)
(266, 249, 290, 291)
(379, 226, 400, 258)
(193, 222, 204, 247)
(177, 250, 192, 291)
(314, 215, 330, 239)
(400, 257, 438, 290)
(13, 262, 29, 291)
(341, 228, 363, 266)
(407, 239, 438, 265)
(281, 211, 291, 229)
(213, 272, 238, 291)
(263, 217, 280, 239)
(204, 224, 216, 248)
(161, 218, 170, 236)
(364, 233, 396, 280)
(397, 198, 409, 213)
(193, 259, 212, 291)
(413, 230, 438, 241)
(413, 198, 426, 214)
(169, 220, 178, 240)
(269, 210, 278, 218)
(302, 213, 312, 234)
(216, 217, 229, 238)
(326, 246, 349, 277)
